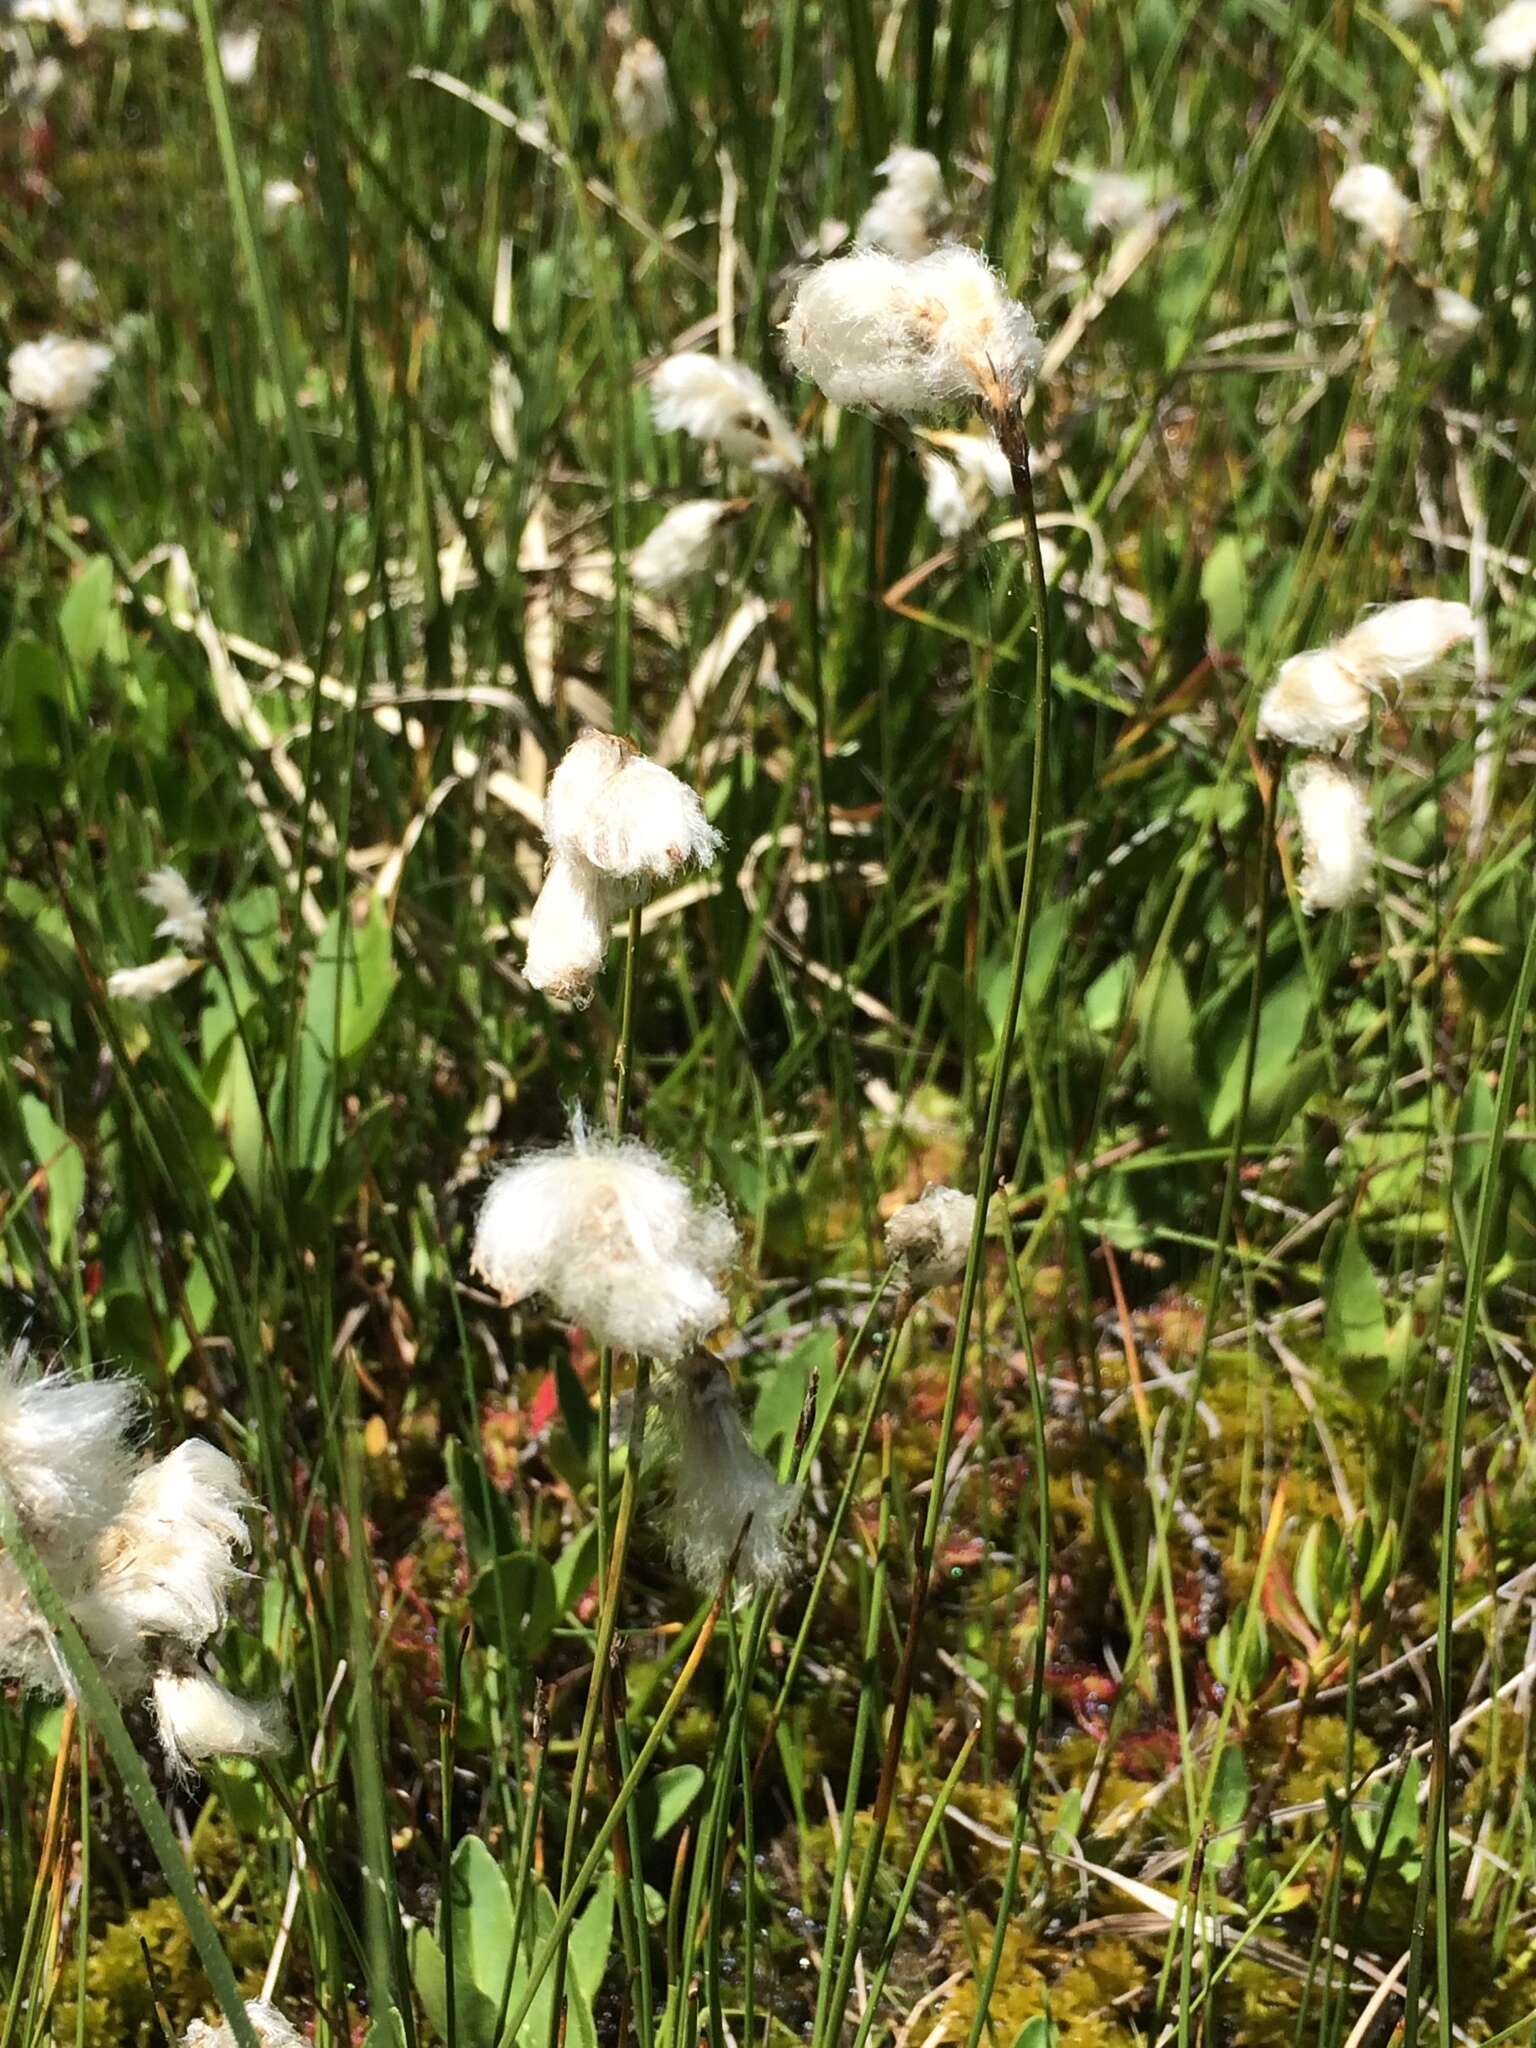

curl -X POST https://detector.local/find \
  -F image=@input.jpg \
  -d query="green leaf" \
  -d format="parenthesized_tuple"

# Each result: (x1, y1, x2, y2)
(1137, 959, 1204, 1142)
(1200, 533, 1248, 649)
(751, 1326, 835, 1464)
(1207, 963, 1314, 1138)
(59, 554, 118, 668)
(19, 1096, 84, 1266)
(362, 2014, 407, 2048)
(1207, 1743, 1249, 1870)
(638, 1764, 704, 1842)
(303, 903, 398, 1066)
(1324, 1217, 1389, 1371)
(0, 634, 68, 765)
(470, 1552, 558, 1659)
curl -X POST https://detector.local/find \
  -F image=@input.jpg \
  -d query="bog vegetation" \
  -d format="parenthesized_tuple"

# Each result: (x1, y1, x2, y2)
(3, 0, 1536, 2044)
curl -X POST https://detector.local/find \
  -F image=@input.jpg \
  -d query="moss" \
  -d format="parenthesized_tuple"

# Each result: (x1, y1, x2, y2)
(52, 1891, 267, 2048)
(936, 1923, 1150, 2044)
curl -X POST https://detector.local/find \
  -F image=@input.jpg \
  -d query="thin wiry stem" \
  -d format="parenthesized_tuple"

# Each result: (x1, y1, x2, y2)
(815, 404, 1053, 2042)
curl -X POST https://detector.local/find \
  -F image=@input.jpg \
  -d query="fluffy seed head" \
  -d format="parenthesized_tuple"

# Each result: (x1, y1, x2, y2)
(1330, 164, 1411, 253)
(1291, 759, 1372, 913)
(782, 245, 1041, 418)
(660, 1353, 797, 1600)
(1429, 286, 1481, 351)
(614, 35, 671, 137)
(0, 1360, 138, 1552)
(152, 1668, 287, 1773)
(261, 178, 303, 226)
(217, 22, 259, 82)
(1258, 650, 1375, 751)
(7, 335, 114, 419)
(630, 499, 736, 593)
(183, 2003, 305, 2048)
(1477, 0, 1536, 69)
(542, 729, 723, 884)
(523, 852, 623, 1006)
(856, 147, 947, 258)
(1083, 169, 1154, 236)
(55, 258, 98, 307)
(472, 1125, 737, 1361)
(649, 352, 804, 476)
(82, 1442, 252, 1655)
(920, 450, 973, 538)
(106, 954, 204, 1001)
(884, 1182, 978, 1292)
(140, 866, 208, 949)
(1333, 599, 1473, 686)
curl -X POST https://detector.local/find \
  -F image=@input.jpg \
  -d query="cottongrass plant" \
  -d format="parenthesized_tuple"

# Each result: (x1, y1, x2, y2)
(183, 2004, 304, 2048)
(524, 728, 722, 1002)
(884, 1183, 978, 1292)
(1329, 163, 1412, 254)
(855, 146, 948, 259)
(648, 351, 804, 478)
(1477, 0, 1536, 71)
(658, 1351, 798, 1598)
(1290, 757, 1373, 912)
(7, 334, 114, 419)
(612, 25, 670, 140)
(471, 1118, 737, 1363)
(628, 497, 742, 593)
(0, 1357, 284, 1772)
(1257, 597, 1473, 748)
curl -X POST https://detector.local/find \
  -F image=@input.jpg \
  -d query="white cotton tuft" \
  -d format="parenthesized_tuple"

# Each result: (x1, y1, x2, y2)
(7, 335, 114, 419)
(106, 954, 204, 1001)
(649, 352, 804, 477)
(80, 1442, 253, 1655)
(614, 35, 671, 138)
(1083, 169, 1154, 236)
(0, 1554, 83, 1695)
(472, 1126, 737, 1361)
(542, 729, 723, 885)
(1257, 649, 1375, 751)
(1333, 599, 1473, 686)
(152, 1668, 287, 1773)
(884, 1182, 978, 1292)
(1477, 0, 1536, 69)
(1291, 759, 1373, 913)
(949, 430, 1014, 498)
(217, 23, 259, 82)
(55, 258, 98, 308)
(660, 1354, 797, 1600)
(183, 2002, 306, 2048)
(524, 852, 623, 1006)
(782, 244, 1041, 418)
(0, 1361, 139, 1551)
(140, 866, 208, 949)
(261, 178, 303, 227)
(856, 146, 947, 258)
(920, 451, 973, 539)
(1329, 164, 1412, 254)
(1429, 286, 1481, 351)
(629, 499, 736, 593)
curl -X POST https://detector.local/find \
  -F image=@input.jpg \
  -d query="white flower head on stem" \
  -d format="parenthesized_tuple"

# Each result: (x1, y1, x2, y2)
(7, 335, 114, 419)
(1291, 758, 1372, 913)
(151, 1667, 287, 1773)
(1330, 164, 1412, 254)
(1333, 598, 1473, 686)
(649, 352, 804, 477)
(543, 729, 723, 885)
(1257, 649, 1375, 751)
(261, 178, 303, 227)
(884, 1182, 978, 1292)
(1083, 169, 1154, 236)
(106, 954, 204, 1002)
(629, 499, 739, 594)
(140, 866, 208, 949)
(81, 1442, 252, 1654)
(472, 1122, 737, 1361)
(183, 2003, 306, 2048)
(782, 245, 1041, 419)
(218, 23, 259, 82)
(0, 1359, 138, 1552)
(523, 852, 624, 1007)
(55, 258, 98, 308)
(856, 146, 947, 259)
(1429, 286, 1481, 351)
(1477, 0, 1536, 70)
(659, 1351, 797, 1600)
(614, 35, 670, 138)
